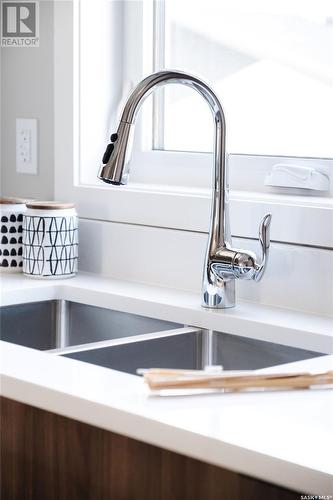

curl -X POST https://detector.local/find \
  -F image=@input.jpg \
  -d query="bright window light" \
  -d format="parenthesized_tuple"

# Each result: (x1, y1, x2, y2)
(153, 0, 333, 158)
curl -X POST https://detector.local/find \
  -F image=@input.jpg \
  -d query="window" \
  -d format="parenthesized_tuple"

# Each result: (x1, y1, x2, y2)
(54, 0, 333, 249)
(152, 0, 333, 158)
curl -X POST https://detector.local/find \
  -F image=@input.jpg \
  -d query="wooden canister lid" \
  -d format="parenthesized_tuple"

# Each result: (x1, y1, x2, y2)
(0, 196, 30, 205)
(26, 201, 75, 210)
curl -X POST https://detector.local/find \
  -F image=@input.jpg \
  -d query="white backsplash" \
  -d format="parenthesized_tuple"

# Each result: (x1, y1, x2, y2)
(78, 218, 333, 317)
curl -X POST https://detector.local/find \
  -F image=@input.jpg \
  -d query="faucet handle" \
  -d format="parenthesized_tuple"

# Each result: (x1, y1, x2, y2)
(254, 213, 272, 282)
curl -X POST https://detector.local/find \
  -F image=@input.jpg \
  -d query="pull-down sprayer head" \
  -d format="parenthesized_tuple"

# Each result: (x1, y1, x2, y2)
(98, 121, 133, 185)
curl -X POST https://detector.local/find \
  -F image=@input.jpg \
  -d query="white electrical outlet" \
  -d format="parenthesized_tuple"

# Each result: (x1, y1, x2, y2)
(16, 118, 38, 174)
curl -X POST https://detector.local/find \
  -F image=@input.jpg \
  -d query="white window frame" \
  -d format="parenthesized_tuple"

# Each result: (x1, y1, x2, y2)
(54, 0, 333, 249)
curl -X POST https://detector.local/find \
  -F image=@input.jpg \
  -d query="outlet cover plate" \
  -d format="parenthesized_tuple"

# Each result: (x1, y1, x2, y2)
(16, 118, 38, 174)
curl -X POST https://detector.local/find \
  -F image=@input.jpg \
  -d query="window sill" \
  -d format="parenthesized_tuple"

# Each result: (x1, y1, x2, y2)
(60, 182, 333, 248)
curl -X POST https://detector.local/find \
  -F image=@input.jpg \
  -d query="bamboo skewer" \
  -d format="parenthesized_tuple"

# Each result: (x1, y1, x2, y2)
(142, 369, 333, 392)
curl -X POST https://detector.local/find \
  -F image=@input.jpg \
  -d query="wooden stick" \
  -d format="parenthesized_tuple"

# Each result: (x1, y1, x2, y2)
(139, 368, 317, 379)
(143, 370, 333, 391)
(137, 368, 250, 377)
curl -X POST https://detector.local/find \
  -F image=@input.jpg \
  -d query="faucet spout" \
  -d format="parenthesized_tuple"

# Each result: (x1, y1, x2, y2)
(98, 70, 271, 309)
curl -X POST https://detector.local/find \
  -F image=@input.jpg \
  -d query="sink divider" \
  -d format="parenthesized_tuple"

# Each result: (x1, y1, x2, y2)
(199, 329, 215, 368)
(55, 300, 69, 349)
(47, 326, 203, 357)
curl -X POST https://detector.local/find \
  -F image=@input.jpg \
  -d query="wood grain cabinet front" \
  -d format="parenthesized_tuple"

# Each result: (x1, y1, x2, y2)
(1, 397, 300, 500)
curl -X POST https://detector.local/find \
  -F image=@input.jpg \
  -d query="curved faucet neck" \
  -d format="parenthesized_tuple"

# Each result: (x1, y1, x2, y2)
(120, 70, 229, 251)
(121, 71, 224, 124)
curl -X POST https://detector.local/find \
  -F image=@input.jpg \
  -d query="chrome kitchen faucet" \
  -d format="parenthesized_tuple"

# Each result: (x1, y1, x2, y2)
(98, 70, 272, 309)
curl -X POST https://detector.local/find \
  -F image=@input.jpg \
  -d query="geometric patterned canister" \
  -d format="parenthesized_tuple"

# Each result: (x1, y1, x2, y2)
(0, 197, 27, 272)
(23, 201, 78, 279)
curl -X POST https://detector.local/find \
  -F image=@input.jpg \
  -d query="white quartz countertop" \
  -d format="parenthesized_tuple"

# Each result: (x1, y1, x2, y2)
(1, 272, 333, 495)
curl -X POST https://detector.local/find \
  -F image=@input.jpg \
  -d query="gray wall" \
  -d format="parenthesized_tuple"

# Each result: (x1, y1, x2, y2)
(1, 0, 54, 200)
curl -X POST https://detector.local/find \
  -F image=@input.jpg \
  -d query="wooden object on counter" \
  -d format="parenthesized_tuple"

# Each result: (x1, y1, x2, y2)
(142, 368, 333, 392)
(25, 201, 75, 210)
(1, 397, 300, 500)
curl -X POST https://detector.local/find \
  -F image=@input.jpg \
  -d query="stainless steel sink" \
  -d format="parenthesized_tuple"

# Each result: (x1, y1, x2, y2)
(62, 328, 322, 375)
(0, 300, 182, 350)
(1, 300, 323, 375)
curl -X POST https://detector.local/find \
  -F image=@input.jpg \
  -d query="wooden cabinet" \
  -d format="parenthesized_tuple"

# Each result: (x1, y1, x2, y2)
(1, 397, 299, 500)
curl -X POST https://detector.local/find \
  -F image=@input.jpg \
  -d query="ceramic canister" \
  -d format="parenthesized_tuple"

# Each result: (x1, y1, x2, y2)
(23, 201, 78, 279)
(0, 197, 27, 272)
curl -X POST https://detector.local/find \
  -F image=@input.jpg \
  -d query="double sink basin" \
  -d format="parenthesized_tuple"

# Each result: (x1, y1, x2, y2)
(0, 300, 322, 375)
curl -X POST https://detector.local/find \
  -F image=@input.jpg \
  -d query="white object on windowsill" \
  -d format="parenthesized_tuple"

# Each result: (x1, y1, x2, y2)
(264, 164, 330, 191)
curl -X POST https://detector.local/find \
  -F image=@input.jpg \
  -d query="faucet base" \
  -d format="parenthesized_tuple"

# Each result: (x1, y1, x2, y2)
(201, 279, 235, 309)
